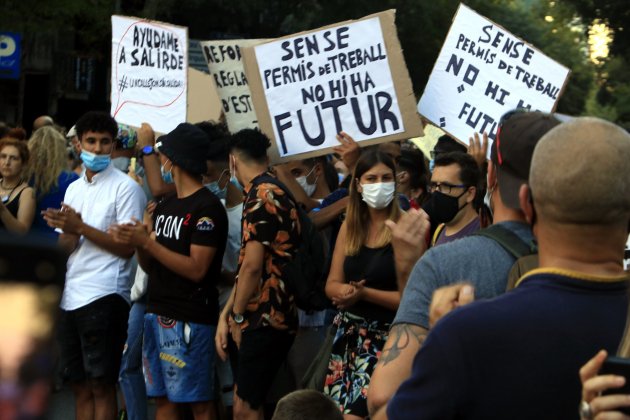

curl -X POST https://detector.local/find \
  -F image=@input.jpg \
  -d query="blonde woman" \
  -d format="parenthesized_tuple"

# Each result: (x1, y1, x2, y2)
(27, 126, 79, 240)
(324, 150, 402, 419)
(0, 138, 35, 234)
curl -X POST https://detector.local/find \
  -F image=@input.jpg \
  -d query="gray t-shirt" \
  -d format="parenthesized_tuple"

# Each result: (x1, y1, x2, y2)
(393, 221, 534, 329)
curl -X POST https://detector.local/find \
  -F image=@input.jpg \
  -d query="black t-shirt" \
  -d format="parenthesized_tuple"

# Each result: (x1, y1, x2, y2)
(343, 243, 397, 323)
(147, 187, 228, 325)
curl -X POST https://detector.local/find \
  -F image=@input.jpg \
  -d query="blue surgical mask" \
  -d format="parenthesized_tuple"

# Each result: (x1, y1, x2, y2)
(205, 181, 226, 199)
(80, 150, 111, 172)
(161, 161, 173, 184)
(230, 174, 243, 192)
(205, 170, 229, 199)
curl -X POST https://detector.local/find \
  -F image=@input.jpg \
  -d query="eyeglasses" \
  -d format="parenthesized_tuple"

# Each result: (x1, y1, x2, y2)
(429, 181, 467, 194)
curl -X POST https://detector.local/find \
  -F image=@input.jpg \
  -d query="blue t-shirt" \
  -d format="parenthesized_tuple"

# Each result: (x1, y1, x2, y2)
(388, 269, 629, 419)
(31, 171, 79, 242)
(394, 221, 533, 329)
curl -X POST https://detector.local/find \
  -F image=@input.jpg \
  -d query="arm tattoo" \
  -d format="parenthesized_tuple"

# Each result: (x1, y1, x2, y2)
(377, 323, 428, 366)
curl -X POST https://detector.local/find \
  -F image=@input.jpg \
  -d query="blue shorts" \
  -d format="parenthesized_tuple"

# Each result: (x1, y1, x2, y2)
(142, 313, 216, 402)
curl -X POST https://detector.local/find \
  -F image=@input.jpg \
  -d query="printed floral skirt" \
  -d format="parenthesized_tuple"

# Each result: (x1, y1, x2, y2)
(323, 311, 390, 417)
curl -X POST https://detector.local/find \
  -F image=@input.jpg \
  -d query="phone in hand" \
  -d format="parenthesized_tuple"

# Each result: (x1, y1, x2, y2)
(0, 235, 66, 419)
(600, 355, 630, 415)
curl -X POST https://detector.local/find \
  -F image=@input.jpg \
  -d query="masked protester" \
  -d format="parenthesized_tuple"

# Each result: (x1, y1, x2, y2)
(422, 152, 481, 246)
(323, 150, 402, 418)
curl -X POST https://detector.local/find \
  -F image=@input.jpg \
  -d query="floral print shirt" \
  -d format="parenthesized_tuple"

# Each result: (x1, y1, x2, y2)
(236, 172, 300, 333)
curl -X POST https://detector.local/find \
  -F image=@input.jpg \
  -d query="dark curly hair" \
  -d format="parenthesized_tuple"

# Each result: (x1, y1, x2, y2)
(228, 128, 271, 164)
(196, 121, 230, 162)
(75, 111, 118, 140)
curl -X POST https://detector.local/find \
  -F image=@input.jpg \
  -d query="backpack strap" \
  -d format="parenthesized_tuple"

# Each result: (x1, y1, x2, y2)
(473, 224, 535, 259)
(431, 223, 446, 247)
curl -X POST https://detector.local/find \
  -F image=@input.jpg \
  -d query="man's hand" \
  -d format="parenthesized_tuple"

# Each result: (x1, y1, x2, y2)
(215, 316, 230, 362)
(429, 283, 475, 328)
(385, 209, 431, 290)
(580, 350, 630, 419)
(137, 122, 156, 150)
(332, 131, 361, 172)
(109, 218, 150, 248)
(42, 204, 83, 235)
(467, 132, 489, 167)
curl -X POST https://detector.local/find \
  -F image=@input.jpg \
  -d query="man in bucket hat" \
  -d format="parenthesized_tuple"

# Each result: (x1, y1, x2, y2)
(112, 122, 228, 419)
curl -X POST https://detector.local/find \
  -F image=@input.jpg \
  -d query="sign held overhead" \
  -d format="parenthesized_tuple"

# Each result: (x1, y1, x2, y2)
(111, 15, 188, 134)
(243, 10, 423, 163)
(418, 3, 570, 151)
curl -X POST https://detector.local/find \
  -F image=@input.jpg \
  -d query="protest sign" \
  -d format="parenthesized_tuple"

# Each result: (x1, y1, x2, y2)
(187, 67, 222, 124)
(243, 10, 423, 162)
(418, 4, 570, 151)
(111, 15, 188, 134)
(200, 39, 267, 133)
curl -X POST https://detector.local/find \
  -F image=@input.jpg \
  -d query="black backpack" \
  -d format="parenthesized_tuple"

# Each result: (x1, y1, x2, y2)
(473, 224, 538, 290)
(252, 174, 330, 312)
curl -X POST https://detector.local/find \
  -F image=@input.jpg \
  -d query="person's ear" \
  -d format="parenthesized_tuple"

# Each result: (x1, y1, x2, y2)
(398, 171, 410, 184)
(519, 184, 535, 225)
(355, 178, 362, 193)
(487, 161, 497, 191)
(467, 186, 477, 203)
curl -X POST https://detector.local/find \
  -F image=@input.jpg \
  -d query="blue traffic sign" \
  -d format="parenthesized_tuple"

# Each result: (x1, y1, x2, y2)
(0, 32, 21, 80)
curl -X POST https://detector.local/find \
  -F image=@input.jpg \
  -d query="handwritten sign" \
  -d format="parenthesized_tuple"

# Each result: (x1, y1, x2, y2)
(111, 15, 188, 134)
(200, 39, 266, 133)
(418, 4, 570, 149)
(243, 10, 422, 162)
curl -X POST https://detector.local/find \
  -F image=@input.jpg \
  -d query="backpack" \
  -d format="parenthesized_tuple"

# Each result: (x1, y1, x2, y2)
(252, 174, 330, 311)
(473, 224, 538, 291)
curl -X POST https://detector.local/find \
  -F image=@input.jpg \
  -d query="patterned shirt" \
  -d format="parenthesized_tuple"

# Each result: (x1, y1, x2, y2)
(237, 172, 300, 333)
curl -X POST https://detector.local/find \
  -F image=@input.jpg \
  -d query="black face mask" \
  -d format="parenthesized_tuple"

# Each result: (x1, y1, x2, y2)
(422, 190, 467, 226)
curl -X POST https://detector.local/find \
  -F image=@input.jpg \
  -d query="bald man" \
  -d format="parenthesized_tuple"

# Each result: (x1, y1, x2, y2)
(375, 117, 630, 420)
(32, 115, 54, 132)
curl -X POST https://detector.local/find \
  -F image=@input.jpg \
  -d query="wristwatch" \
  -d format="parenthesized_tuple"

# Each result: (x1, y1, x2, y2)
(231, 312, 245, 324)
(141, 145, 155, 156)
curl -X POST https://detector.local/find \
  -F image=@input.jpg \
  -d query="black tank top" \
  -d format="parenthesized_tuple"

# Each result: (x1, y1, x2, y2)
(343, 243, 398, 323)
(0, 187, 25, 230)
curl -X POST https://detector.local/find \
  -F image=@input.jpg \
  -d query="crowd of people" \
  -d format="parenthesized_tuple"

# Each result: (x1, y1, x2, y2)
(0, 108, 629, 420)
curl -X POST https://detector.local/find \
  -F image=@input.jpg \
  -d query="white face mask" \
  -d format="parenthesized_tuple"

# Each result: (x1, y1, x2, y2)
(360, 182, 396, 209)
(296, 176, 317, 196)
(295, 166, 317, 197)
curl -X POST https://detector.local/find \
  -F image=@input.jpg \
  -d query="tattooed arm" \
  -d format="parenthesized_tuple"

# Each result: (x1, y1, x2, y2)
(367, 322, 429, 415)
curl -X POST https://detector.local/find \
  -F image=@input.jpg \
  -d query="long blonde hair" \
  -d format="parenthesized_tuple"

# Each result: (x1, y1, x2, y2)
(345, 150, 401, 256)
(27, 127, 68, 196)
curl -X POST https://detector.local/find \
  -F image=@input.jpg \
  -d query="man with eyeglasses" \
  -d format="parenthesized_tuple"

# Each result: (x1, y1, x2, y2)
(368, 111, 560, 416)
(422, 152, 481, 246)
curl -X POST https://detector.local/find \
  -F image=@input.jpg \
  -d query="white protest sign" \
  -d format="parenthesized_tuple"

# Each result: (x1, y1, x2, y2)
(418, 4, 570, 149)
(243, 10, 422, 162)
(200, 39, 266, 133)
(111, 15, 188, 134)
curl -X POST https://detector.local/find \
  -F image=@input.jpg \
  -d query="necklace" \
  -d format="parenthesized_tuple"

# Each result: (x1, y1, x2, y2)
(0, 178, 22, 204)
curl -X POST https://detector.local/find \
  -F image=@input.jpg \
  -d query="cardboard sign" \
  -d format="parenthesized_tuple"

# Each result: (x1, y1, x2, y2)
(243, 10, 423, 163)
(200, 39, 267, 133)
(0, 32, 21, 80)
(418, 4, 570, 150)
(111, 15, 188, 134)
(187, 67, 222, 125)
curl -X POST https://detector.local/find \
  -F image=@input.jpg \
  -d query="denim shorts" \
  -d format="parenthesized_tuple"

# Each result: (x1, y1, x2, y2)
(57, 294, 130, 384)
(143, 313, 216, 403)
